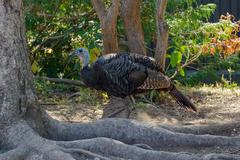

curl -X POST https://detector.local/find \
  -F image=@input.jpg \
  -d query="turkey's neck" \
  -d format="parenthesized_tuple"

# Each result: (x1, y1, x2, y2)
(82, 52, 90, 68)
(81, 66, 95, 87)
(82, 59, 89, 68)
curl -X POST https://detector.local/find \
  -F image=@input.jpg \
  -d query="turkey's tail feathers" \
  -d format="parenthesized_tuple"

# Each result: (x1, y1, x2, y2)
(168, 84, 197, 112)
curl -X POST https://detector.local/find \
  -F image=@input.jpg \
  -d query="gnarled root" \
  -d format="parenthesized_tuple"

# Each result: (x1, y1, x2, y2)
(2, 127, 240, 160)
(44, 118, 240, 148)
(1, 108, 240, 160)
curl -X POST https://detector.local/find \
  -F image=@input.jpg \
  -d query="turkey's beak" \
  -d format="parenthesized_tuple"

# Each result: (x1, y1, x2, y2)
(64, 51, 78, 69)
(67, 51, 76, 63)
(69, 51, 84, 62)
(69, 51, 77, 58)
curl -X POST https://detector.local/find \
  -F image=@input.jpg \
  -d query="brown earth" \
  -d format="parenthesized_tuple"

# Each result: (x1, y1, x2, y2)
(41, 86, 240, 126)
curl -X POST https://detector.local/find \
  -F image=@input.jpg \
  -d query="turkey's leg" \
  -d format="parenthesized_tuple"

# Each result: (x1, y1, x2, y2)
(106, 95, 136, 118)
(126, 95, 136, 118)
(129, 95, 136, 104)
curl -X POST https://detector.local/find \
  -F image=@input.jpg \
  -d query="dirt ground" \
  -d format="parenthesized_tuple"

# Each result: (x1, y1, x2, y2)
(41, 86, 240, 126)
(40, 86, 240, 155)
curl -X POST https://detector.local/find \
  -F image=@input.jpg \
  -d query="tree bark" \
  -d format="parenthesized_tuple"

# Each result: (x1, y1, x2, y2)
(155, 0, 168, 71)
(0, 0, 36, 121)
(91, 0, 120, 54)
(1, 1, 240, 160)
(120, 0, 146, 55)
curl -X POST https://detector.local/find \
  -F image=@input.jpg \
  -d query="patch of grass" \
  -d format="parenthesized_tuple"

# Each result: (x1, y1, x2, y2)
(34, 78, 109, 108)
(34, 78, 77, 95)
(134, 102, 147, 109)
(220, 75, 238, 89)
(74, 88, 109, 108)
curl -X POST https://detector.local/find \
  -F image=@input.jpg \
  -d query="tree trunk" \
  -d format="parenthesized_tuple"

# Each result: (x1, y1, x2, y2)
(91, 0, 120, 54)
(1, 1, 240, 160)
(0, 0, 36, 121)
(155, 0, 168, 71)
(120, 0, 146, 55)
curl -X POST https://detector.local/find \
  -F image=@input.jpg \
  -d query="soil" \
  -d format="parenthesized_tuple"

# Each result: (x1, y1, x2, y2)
(40, 86, 240, 155)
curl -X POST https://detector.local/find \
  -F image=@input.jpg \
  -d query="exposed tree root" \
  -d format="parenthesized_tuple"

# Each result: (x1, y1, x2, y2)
(158, 121, 240, 136)
(43, 118, 240, 148)
(62, 148, 111, 160)
(58, 137, 240, 160)
(57, 137, 205, 160)
(1, 108, 240, 160)
(0, 148, 28, 160)
(2, 113, 240, 160)
(2, 128, 240, 160)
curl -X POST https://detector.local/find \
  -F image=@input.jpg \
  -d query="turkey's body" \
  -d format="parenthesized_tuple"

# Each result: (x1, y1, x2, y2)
(81, 53, 196, 112)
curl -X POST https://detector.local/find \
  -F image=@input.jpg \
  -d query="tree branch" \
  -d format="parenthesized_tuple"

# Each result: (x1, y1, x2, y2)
(170, 53, 201, 79)
(35, 76, 86, 87)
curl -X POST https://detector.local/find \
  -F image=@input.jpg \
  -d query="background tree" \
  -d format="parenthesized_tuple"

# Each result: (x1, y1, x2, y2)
(120, 0, 146, 55)
(92, 0, 165, 59)
(91, 0, 120, 54)
(155, 0, 168, 71)
(1, 1, 240, 159)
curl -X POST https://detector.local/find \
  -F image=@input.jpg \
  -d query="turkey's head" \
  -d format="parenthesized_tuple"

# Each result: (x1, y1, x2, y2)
(70, 48, 90, 68)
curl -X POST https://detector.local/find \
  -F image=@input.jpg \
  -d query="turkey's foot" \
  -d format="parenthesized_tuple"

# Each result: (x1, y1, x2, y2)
(105, 96, 136, 118)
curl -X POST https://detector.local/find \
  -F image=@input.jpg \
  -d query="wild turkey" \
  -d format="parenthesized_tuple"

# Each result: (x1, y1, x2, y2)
(70, 48, 197, 115)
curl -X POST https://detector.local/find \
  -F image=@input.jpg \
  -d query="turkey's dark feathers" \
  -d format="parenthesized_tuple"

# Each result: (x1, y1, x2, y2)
(97, 53, 162, 72)
(80, 52, 197, 112)
(83, 53, 168, 94)
(93, 53, 149, 97)
(128, 70, 148, 86)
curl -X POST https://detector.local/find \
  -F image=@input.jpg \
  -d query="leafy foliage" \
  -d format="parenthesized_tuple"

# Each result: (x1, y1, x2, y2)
(25, 0, 239, 88)
(142, 0, 216, 77)
(25, 0, 101, 78)
(201, 14, 240, 58)
(25, 0, 240, 107)
(178, 54, 240, 86)
(166, 2, 216, 76)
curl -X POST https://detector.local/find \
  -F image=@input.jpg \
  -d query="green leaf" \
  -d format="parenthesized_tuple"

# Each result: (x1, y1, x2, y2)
(180, 45, 187, 53)
(179, 67, 185, 77)
(31, 60, 40, 74)
(170, 51, 182, 67)
(59, 4, 66, 12)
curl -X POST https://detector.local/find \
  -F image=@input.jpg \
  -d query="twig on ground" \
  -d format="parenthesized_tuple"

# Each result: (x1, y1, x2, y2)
(106, 107, 126, 118)
(35, 76, 86, 87)
(68, 92, 82, 99)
